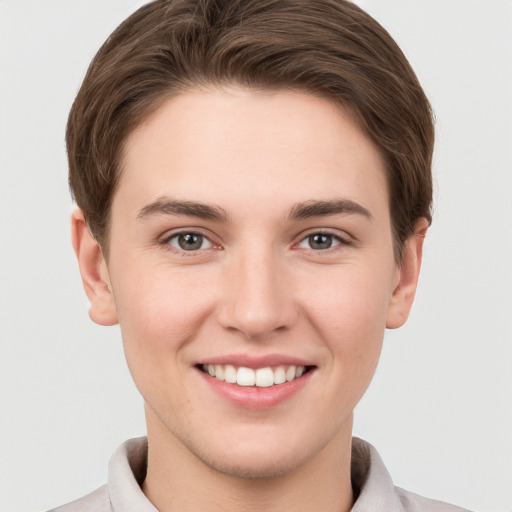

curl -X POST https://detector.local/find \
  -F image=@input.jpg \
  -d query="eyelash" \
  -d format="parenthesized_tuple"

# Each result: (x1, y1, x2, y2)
(295, 231, 352, 252)
(161, 230, 217, 254)
(160, 229, 352, 255)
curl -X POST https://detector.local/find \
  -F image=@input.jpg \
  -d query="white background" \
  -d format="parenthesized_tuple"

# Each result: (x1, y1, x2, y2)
(1, 1, 511, 511)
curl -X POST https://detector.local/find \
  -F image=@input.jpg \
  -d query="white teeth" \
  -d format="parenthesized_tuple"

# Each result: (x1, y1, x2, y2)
(214, 364, 225, 381)
(224, 365, 237, 384)
(255, 367, 274, 387)
(237, 367, 255, 386)
(202, 364, 308, 387)
(273, 366, 286, 384)
(285, 366, 296, 382)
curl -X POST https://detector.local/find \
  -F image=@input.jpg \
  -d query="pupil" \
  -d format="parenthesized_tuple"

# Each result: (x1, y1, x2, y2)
(310, 234, 332, 250)
(179, 233, 202, 250)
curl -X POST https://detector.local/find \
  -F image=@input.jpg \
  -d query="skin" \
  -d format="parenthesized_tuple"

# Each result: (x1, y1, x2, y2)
(72, 87, 427, 512)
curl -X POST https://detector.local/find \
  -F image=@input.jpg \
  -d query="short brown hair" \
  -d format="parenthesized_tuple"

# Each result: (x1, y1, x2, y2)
(67, 0, 434, 260)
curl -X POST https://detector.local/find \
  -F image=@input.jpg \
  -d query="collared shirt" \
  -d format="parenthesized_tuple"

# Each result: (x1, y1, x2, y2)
(48, 437, 472, 512)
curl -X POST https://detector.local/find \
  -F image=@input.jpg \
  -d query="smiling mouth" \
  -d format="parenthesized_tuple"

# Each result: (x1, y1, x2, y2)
(198, 364, 314, 388)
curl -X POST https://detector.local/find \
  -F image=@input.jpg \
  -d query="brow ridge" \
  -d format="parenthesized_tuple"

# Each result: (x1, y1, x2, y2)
(288, 198, 372, 221)
(137, 198, 229, 222)
(137, 197, 371, 223)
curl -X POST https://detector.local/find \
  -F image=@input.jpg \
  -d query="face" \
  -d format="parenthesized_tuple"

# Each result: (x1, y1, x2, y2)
(76, 87, 423, 478)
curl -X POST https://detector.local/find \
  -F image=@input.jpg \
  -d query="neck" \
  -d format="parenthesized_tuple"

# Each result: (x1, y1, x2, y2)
(141, 407, 354, 512)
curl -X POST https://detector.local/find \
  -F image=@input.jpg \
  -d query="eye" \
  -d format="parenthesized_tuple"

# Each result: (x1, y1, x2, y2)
(166, 232, 213, 251)
(297, 232, 344, 251)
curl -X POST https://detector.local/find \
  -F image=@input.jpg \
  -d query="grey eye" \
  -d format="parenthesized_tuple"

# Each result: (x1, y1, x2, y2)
(169, 232, 213, 251)
(298, 233, 342, 251)
(308, 233, 334, 250)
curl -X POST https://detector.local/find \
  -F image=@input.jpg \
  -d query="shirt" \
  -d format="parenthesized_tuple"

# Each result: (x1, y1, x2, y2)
(48, 437, 472, 511)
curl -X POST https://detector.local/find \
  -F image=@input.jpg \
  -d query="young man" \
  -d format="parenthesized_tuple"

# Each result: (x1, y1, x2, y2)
(53, 1, 471, 510)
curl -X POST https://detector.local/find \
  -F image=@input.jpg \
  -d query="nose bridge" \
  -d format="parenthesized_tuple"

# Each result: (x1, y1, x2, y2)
(218, 240, 296, 339)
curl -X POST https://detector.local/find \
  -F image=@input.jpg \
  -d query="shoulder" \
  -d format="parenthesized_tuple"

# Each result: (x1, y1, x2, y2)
(351, 438, 474, 512)
(47, 485, 111, 512)
(396, 487, 473, 512)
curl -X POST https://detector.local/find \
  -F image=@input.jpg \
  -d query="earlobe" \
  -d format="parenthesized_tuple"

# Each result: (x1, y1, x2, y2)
(71, 209, 118, 326)
(386, 218, 428, 329)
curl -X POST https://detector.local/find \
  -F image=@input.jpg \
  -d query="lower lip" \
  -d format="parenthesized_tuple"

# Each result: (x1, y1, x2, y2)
(197, 369, 314, 409)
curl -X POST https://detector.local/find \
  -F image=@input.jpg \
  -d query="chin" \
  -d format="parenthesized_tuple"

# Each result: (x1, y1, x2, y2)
(196, 447, 306, 480)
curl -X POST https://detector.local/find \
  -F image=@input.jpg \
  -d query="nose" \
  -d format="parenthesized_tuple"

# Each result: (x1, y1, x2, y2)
(217, 246, 298, 340)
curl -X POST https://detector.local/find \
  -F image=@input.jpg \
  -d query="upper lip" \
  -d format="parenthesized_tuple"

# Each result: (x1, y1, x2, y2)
(196, 353, 315, 369)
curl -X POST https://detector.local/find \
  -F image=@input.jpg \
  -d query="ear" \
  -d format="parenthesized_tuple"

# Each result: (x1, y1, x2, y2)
(71, 209, 118, 326)
(386, 218, 429, 329)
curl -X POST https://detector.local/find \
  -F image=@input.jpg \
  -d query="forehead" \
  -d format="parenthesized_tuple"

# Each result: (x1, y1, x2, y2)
(116, 87, 388, 221)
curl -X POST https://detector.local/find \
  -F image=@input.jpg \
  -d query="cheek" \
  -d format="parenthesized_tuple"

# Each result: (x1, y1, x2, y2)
(302, 264, 394, 361)
(111, 265, 217, 384)
(114, 260, 214, 336)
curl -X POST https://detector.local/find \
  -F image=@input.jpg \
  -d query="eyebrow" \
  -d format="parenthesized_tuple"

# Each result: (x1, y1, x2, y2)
(288, 198, 373, 221)
(137, 199, 229, 222)
(136, 197, 372, 223)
